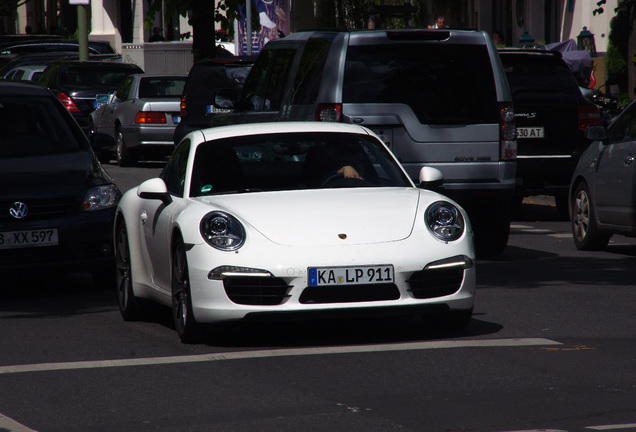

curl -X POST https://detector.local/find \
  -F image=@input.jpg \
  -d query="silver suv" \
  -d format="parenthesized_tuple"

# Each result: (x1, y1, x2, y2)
(212, 29, 517, 257)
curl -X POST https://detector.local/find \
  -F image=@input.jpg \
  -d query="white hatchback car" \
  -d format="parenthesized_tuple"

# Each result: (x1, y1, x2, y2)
(115, 122, 476, 342)
(570, 98, 636, 250)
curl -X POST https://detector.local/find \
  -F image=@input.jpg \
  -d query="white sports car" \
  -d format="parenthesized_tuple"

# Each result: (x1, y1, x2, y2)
(115, 122, 476, 342)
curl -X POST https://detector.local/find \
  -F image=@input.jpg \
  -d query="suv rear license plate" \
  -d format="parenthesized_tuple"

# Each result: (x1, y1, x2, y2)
(517, 127, 545, 139)
(308, 265, 394, 286)
(0, 229, 59, 249)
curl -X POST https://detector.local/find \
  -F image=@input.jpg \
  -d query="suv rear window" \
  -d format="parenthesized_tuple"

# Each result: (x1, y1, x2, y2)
(343, 44, 499, 124)
(501, 55, 580, 97)
(60, 66, 138, 88)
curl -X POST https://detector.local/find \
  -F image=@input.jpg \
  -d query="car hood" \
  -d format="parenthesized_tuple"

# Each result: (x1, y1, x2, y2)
(198, 188, 421, 246)
(0, 152, 101, 199)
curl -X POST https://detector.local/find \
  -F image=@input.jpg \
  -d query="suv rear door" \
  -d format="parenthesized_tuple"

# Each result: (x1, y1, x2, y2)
(339, 31, 510, 190)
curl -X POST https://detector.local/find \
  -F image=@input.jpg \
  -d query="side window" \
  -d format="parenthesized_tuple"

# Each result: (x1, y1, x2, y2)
(291, 36, 334, 105)
(239, 48, 296, 111)
(162, 139, 191, 197)
(608, 103, 636, 143)
(115, 77, 134, 101)
(37, 66, 56, 86)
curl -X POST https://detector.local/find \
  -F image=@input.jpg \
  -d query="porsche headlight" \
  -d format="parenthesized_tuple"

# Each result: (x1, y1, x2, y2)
(200, 211, 245, 250)
(81, 185, 118, 211)
(425, 201, 464, 242)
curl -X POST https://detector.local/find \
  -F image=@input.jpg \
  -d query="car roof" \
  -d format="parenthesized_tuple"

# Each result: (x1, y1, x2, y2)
(497, 47, 563, 59)
(277, 28, 485, 42)
(0, 80, 53, 96)
(137, 73, 188, 78)
(47, 59, 140, 67)
(191, 56, 257, 68)
(198, 122, 373, 143)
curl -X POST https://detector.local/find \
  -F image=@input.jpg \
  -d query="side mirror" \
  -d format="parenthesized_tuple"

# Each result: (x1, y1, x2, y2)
(137, 178, 173, 206)
(586, 125, 607, 142)
(418, 166, 444, 189)
(212, 88, 236, 112)
(94, 93, 110, 110)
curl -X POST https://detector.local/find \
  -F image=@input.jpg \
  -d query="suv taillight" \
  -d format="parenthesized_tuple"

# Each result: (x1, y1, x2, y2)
(316, 104, 342, 122)
(578, 104, 602, 132)
(57, 92, 80, 113)
(135, 112, 167, 124)
(180, 95, 188, 118)
(499, 102, 517, 160)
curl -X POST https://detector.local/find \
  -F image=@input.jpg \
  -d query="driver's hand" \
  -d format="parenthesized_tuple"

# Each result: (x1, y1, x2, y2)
(338, 165, 363, 179)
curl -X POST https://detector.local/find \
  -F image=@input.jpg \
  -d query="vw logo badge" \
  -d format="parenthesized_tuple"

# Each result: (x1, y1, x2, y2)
(9, 202, 28, 219)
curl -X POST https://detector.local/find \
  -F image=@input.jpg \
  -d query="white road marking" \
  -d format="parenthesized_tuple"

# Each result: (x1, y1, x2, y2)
(0, 413, 38, 432)
(0, 338, 560, 375)
(587, 424, 636, 430)
(498, 430, 566, 432)
(550, 233, 572, 239)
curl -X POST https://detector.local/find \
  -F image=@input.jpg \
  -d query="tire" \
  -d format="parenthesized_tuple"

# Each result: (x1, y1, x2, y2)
(172, 234, 203, 343)
(571, 182, 610, 250)
(115, 220, 142, 321)
(473, 207, 510, 258)
(116, 127, 135, 167)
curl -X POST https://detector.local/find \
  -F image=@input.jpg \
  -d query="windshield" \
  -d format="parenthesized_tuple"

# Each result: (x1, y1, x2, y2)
(0, 95, 83, 157)
(501, 57, 580, 96)
(189, 132, 411, 197)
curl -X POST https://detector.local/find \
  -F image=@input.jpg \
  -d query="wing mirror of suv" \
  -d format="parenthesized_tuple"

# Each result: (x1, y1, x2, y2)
(214, 89, 237, 111)
(418, 166, 444, 189)
(586, 125, 607, 142)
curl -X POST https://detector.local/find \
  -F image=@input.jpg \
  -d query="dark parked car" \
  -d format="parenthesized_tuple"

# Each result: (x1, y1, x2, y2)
(173, 56, 255, 145)
(210, 30, 516, 257)
(0, 81, 120, 284)
(0, 51, 121, 79)
(0, 39, 116, 55)
(570, 98, 636, 250)
(90, 73, 186, 165)
(498, 48, 602, 217)
(37, 59, 144, 134)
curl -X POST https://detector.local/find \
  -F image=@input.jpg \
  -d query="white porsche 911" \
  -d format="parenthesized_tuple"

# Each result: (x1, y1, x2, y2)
(115, 122, 476, 342)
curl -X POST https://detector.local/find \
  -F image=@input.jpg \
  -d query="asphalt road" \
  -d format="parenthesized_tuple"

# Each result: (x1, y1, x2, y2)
(1, 164, 636, 432)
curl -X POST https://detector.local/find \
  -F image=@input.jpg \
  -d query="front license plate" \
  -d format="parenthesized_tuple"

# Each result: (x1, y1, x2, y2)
(517, 126, 545, 139)
(0, 229, 59, 249)
(308, 265, 394, 286)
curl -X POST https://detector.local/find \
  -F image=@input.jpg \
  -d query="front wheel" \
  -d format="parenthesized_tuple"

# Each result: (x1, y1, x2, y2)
(116, 128, 135, 167)
(172, 234, 203, 343)
(571, 183, 610, 250)
(116, 221, 142, 321)
(472, 207, 510, 258)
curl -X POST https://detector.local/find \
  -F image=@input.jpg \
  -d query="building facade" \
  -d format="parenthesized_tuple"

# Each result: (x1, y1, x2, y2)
(7, 0, 619, 73)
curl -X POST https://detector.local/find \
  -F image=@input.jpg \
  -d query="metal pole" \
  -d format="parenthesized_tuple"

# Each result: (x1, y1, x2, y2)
(246, 0, 252, 55)
(78, 4, 89, 60)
